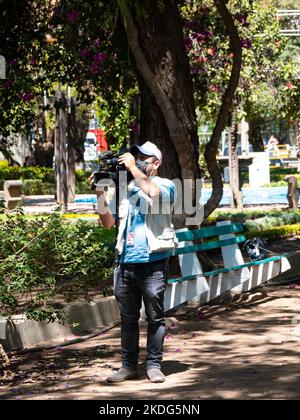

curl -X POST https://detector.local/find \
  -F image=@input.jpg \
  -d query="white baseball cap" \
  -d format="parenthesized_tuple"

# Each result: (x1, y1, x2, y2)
(130, 141, 162, 163)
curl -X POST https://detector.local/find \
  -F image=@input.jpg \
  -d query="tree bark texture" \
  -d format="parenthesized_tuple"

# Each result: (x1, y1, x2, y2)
(228, 111, 243, 210)
(0, 343, 10, 378)
(54, 91, 68, 211)
(138, 76, 182, 181)
(67, 97, 77, 203)
(119, 0, 201, 215)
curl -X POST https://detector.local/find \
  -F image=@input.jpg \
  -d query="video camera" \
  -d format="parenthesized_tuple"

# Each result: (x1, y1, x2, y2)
(91, 150, 134, 191)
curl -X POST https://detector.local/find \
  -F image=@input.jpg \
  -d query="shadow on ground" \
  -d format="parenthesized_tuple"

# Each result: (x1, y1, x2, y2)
(1, 285, 300, 400)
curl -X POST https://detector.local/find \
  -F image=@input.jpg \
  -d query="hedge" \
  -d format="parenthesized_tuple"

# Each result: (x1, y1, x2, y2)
(22, 179, 91, 195)
(208, 209, 300, 224)
(0, 162, 92, 194)
(245, 223, 300, 240)
(240, 167, 300, 184)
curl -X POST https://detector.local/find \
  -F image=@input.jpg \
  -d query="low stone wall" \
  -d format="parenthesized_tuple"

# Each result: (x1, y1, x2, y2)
(0, 296, 120, 352)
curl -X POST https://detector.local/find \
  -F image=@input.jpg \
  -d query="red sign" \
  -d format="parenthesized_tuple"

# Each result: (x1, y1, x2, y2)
(88, 128, 108, 152)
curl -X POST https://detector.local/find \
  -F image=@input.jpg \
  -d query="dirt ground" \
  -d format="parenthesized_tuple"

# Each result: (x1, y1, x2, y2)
(1, 280, 300, 400)
(1, 233, 300, 400)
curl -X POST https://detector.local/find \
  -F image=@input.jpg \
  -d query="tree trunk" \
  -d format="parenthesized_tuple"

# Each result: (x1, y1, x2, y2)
(119, 0, 201, 226)
(228, 111, 243, 210)
(248, 119, 265, 152)
(0, 343, 10, 378)
(138, 75, 185, 227)
(54, 91, 68, 211)
(68, 97, 77, 203)
(138, 77, 182, 182)
(204, 0, 242, 219)
(296, 121, 300, 161)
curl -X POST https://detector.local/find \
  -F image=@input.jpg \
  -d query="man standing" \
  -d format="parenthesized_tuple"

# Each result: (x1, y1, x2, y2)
(93, 141, 176, 383)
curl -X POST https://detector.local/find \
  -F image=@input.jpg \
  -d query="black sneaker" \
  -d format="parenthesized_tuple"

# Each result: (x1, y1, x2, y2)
(106, 367, 138, 383)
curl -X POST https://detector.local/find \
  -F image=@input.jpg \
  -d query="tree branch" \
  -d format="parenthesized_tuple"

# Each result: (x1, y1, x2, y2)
(118, 0, 197, 180)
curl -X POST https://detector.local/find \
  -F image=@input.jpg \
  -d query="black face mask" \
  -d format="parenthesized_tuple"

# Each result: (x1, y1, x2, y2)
(135, 159, 149, 174)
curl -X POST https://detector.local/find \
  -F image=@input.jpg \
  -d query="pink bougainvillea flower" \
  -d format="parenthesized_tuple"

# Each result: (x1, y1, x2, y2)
(89, 63, 101, 75)
(67, 10, 80, 22)
(287, 82, 296, 90)
(207, 47, 215, 56)
(9, 59, 17, 66)
(210, 85, 218, 93)
(93, 52, 107, 63)
(191, 67, 200, 75)
(31, 58, 37, 65)
(94, 38, 101, 47)
(183, 37, 193, 50)
(184, 20, 196, 30)
(18, 93, 35, 102)
(81, 48, 90, 58)
(241, 39, 252, 49)
(235, 13, 249, 25)
(129, 122, 139, 134)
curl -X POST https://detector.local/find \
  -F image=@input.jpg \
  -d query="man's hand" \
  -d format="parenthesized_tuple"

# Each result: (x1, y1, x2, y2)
(88, 173, 104, 196)
(118, 152, 136, 172)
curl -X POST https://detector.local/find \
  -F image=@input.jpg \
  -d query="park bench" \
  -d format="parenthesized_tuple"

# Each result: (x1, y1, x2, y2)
(164, 221, 292, 311)
(3, 180, 23, 210)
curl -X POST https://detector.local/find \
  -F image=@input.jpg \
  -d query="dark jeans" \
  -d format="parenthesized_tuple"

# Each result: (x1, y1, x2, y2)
(114, 258, 169, 370)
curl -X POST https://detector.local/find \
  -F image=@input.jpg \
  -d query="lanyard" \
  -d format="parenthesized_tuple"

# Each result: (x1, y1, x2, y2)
(127, 190, 140, 230)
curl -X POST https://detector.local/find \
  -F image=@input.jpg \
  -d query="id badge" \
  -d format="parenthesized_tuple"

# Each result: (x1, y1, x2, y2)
(127, 231, 135, 246)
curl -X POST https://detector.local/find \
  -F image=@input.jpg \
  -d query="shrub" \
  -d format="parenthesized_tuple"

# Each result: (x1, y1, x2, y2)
(244, 212, 300, 231)
(0, 211, 115, 322)
(22, 180, 55, 195)
(0, 165, 92, 193)
(245, 223, 300, 240)
(208, 209, 300, 224)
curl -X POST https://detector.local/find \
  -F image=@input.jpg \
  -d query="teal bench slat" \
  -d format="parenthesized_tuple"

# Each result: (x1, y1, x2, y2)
(174, 235, 246, 256)
(175, 223, 244, 242)
(167, 252, 293, 285)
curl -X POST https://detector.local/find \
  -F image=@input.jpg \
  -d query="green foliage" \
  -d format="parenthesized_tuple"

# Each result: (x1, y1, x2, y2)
(0, 165, 92, 193)
(244, 212, 300, 231)
(245, 223, 300, 240)
(241, 167, 300, 184)
(0, 211, 115, 321)
(0, 0, 136, 137)
(95, 88, 138, 151)
(0, 165, 54, 190)
(207, 207, 300, 239)
(182, 0, 300, 129)
(208, 208, 300, 224)
(22, 180, 55, 195)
